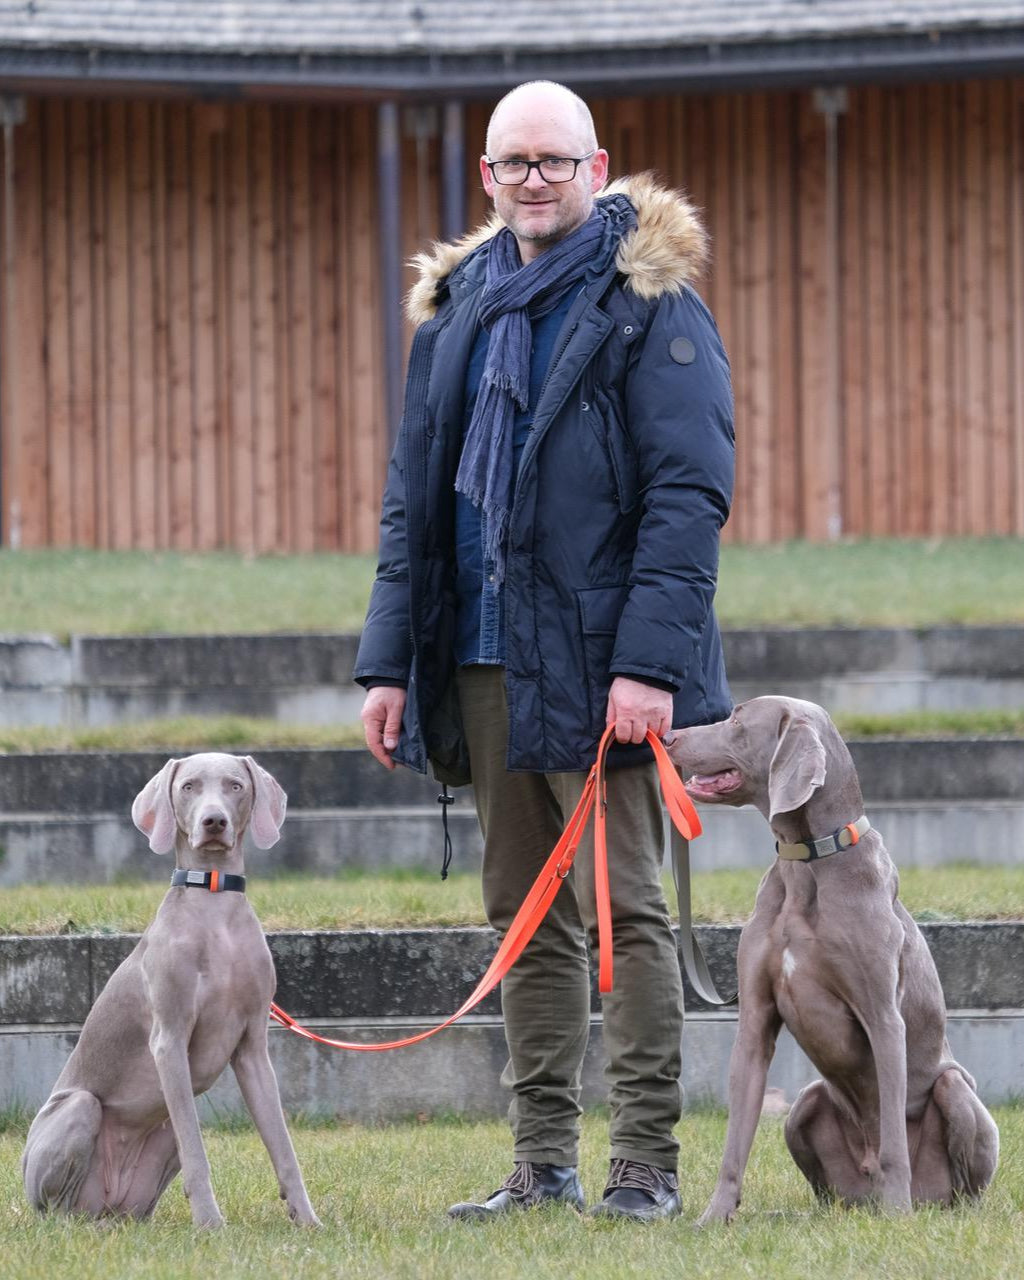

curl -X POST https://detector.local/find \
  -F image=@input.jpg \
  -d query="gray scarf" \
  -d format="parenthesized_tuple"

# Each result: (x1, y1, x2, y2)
(455, 196, 636, 582)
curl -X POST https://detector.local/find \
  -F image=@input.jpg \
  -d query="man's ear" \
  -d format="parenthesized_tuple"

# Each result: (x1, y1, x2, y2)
(480, 153, 496, 199)
(767, 717, 826, 824)
(131, 758, 181, 854)
(243, 756, 288, 849)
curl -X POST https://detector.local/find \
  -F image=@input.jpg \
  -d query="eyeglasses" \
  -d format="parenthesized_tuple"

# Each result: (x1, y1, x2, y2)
(485, 152, 596, 186)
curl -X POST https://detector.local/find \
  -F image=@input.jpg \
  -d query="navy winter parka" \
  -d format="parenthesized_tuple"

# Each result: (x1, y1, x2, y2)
(353, 174, 735, 782)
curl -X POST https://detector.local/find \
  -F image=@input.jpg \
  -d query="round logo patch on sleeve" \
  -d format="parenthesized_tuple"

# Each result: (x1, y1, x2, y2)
(669, 337, 696, 365)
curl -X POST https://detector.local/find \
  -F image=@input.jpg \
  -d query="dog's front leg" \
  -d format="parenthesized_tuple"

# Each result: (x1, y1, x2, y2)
(698, 967, 783, 1226)
(864, 1008, 913, 1211)
(144, 964, 225, 1229)
(231, 1022, 321, 1226)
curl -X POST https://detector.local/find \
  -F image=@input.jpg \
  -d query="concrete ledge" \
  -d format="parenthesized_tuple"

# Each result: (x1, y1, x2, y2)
(2, 1011, 1019, 1119)
(3, 925, 1020, 1116)
(722, 626, 1024, 680)
(3, 924, 1021, 1028)
(1, 798, 1023, 885)
(1, 739, 1021, 814)
(3, 626, 1024, 727)
(0, 738, 1021, 883)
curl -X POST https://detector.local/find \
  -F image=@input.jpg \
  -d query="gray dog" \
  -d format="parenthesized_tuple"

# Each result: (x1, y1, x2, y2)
(22, 752, 320, 1229)
(665, 697, 998, 1221)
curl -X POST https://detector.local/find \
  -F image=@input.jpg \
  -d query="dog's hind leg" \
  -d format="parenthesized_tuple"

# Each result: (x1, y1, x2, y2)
(22, 1089, 102, 1214)
(784, 1081, 875, 1207)
(928, 1067, 999, 1201)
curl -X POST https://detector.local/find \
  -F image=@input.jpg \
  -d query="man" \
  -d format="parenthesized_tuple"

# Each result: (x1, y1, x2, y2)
(355, 81, 734, 1221)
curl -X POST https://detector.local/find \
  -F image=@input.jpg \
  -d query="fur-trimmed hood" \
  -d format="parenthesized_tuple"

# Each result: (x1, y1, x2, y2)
(405, 172, 709, 326)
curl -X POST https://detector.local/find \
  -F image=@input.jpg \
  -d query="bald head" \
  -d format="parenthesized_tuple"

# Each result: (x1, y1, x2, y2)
(480, 79, 608, 263)
(485, 81, 598, 158)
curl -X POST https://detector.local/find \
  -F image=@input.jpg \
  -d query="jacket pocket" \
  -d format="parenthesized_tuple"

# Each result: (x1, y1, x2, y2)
(590, 388, 640, 514)
(576, 584, 631, 732)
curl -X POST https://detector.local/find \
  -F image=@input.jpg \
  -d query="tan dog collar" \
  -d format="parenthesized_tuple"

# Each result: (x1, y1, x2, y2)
(776, 814, 871, 862)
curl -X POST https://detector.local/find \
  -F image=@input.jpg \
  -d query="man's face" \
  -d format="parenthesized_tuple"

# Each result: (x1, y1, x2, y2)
(480, 95, 608, 263)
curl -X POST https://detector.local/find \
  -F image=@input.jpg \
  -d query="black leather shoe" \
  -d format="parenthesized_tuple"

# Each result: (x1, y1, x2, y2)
(447, 1162, 585, 1221)
(588, 1159, 682, 1221)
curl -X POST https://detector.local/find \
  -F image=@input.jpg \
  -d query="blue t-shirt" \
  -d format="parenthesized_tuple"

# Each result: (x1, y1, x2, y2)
(454, 289, 578, 666)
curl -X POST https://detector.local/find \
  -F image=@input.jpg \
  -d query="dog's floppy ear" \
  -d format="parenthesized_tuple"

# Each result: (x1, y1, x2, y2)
(131, 758, 182, 854)
(767, 715, 827, 823)
(243, 756, 288, 849)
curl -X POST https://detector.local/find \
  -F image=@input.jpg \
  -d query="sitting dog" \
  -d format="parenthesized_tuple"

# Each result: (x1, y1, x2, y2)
(665, 697, 998, 1221)
(22, 753, 320, 1229)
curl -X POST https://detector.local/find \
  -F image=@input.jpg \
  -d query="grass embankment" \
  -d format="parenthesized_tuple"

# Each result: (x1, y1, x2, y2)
(2, 537, 1023, 637)
(2, 864, 1021, 936)
(0, 1108, 1022, 1280)
(1, 707, 1023, 754)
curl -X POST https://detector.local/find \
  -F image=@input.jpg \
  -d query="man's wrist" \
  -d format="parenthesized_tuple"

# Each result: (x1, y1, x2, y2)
(610, 672, 676, 694)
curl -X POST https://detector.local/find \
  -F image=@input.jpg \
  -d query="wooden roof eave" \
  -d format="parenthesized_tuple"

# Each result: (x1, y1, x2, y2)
(0, 25, 1022, 102)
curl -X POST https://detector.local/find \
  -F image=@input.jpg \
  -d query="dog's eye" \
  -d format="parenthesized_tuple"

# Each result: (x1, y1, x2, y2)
(181, 782, 194, 793)
(232, 783, 243, 792)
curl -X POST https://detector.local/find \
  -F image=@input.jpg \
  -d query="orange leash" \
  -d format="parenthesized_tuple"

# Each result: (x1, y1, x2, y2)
(268, 726, 701, 1050)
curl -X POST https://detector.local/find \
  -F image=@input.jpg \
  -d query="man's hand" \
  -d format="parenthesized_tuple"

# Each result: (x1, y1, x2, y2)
(605, 676, 673, 745)
(361, 686, 407, 770)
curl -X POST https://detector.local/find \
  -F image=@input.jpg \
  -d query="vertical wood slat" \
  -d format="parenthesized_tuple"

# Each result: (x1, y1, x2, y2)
(105, 100, 133, 549)
(67, 101, 96, 546)
(165, 103, 193, 548)
(225, 103, 255, 554)
(128, 101, 157, 549)
(963, 80, 989, 536)
(1014, 79, 1024, 534)
(348, 102, 384, 549)
(10, 100, 46, 546)
(310, 105, 340, 551)
(43, 101, 71, 545)
(770, 94, 799, 542)
(286, 106, 315, 553)
(839, 90, 866, 534)
(191, 105, 219, 550)
(987, 78, 1012, 534)
(89, 103, 112, 548)
(795, 92, 832, 540)
(924, 82, 952, 537)
(249, 103, 278, 554)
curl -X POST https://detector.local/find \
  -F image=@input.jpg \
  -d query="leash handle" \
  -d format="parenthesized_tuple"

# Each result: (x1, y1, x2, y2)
(593, 728, 703, 994)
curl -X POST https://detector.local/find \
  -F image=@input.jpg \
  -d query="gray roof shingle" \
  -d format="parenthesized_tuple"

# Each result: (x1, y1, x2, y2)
(0, 1, 1021, 57)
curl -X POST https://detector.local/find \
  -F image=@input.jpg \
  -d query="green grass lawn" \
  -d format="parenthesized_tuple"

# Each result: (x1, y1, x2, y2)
(2, 864, 1021, 936)
(1, 1108, 1021, 1280)
(1, 538, 1023, 637)
(2, 708, 1024, 755)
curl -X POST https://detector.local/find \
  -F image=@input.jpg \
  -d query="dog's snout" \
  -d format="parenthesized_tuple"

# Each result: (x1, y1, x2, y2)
(202, 812, 228, 833)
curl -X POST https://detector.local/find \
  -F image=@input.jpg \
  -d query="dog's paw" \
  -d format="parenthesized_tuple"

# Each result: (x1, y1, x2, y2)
(190, 1199, 226, 1230)
(695, 1198, 738, 1228)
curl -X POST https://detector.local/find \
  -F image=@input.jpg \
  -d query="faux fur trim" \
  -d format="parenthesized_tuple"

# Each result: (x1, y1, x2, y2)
(405, 172, 709, 325)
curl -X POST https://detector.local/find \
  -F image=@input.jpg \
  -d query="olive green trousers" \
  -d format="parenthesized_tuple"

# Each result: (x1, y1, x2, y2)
(455, 665, 684, 1171)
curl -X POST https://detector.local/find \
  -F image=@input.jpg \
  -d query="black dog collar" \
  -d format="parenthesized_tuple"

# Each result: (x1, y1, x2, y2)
(776, 814, 871, 862)
(171, 868, 246, 893)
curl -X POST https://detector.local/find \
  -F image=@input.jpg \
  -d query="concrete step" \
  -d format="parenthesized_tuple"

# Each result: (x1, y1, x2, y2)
(1, 739, 1022, 884)
(0, 633, 363, 728)
(2, 625, 1024, 727)
(2, 924, 1021, 1118)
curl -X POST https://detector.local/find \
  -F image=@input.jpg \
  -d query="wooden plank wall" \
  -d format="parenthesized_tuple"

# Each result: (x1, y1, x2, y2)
(578, 81, 1024, 542)
(0, 98, 386, 552)
(2, 81, 1023, 549)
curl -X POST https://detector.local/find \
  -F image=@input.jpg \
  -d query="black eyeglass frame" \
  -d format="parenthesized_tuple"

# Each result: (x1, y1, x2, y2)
(484, 151, 597, 186)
